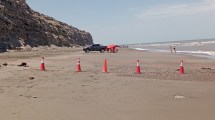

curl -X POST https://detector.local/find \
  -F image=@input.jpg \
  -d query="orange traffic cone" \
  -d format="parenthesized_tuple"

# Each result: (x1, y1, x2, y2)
(103, 59, 108, 73)
(40, 57, 45, 71)
(179, 60, 184, 74)
(136, 60, 141, 74)
(76, 58, 81, 72)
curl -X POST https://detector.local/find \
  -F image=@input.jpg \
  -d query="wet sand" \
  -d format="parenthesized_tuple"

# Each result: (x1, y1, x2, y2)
(0, 47, 215, 120)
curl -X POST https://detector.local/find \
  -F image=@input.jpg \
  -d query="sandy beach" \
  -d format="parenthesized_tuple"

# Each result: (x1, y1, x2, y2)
(0, 47, 215, 120)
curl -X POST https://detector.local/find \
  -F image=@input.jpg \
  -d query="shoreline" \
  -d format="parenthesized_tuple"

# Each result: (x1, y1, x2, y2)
(128, 39, 215, 60)
(130, 47, 215, 60)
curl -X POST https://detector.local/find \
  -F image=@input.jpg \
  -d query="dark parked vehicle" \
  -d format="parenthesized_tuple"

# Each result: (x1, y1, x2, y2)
(83, 44, 107, 53)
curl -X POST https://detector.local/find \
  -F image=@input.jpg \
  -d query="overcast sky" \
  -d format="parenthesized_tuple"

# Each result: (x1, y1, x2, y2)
(27, 0, 215, 44)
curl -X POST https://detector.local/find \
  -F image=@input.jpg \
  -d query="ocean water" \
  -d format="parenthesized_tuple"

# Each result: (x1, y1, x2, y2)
(128, 39, 215, 59)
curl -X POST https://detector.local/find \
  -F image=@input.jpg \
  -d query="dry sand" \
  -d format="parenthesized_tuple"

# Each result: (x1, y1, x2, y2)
(0, 47, 215, 120)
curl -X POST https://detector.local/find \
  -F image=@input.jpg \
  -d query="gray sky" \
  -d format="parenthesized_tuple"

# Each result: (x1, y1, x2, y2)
(27, 0, 215, 44)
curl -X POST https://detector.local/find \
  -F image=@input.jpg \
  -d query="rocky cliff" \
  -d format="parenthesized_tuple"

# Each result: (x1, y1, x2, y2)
(0, 0, 93, 51)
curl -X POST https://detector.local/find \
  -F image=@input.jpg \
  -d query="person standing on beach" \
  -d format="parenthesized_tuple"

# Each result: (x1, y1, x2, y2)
(172, 45, 176, 54)
(170, 45, 173, 53)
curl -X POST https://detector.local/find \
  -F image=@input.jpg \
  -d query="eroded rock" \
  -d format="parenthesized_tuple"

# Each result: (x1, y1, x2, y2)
(0, 0, 93, 52)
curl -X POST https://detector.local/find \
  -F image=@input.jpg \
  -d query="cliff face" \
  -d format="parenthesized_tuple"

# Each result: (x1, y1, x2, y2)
(0, 0, 93, 51)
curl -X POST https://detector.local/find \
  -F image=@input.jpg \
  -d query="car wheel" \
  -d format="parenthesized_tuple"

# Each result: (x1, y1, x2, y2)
(85, 49, 90, 53)
(100, 49, 105, 53)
